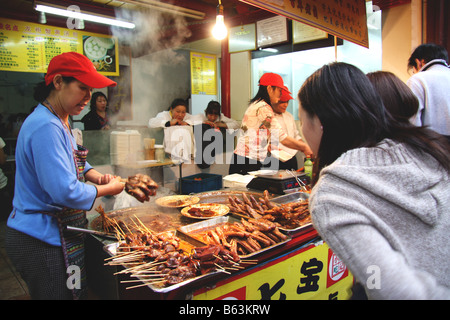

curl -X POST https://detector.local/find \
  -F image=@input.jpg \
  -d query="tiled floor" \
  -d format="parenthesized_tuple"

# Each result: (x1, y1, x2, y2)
(0, 220, 30, 300)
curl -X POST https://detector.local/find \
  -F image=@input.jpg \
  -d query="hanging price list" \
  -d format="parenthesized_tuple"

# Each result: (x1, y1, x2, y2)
(0, 18, 118, 75)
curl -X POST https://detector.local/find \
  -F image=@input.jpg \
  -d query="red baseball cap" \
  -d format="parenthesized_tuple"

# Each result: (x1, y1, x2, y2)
(280, 89, 293, 102)
(45, 52, 117, 88)
(259, 72, 290, 94)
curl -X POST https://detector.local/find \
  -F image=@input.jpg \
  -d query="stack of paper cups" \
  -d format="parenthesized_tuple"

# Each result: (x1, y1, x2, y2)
(110, 131, 129, 165)
(110, 130, 142, 165)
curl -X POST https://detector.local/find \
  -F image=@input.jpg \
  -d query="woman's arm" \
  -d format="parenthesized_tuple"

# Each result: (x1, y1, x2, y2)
(148, 111, 170, 128)
(219, 114, 240, 130)
(281, 136, 313, 157)
(84, 169, 124, 197)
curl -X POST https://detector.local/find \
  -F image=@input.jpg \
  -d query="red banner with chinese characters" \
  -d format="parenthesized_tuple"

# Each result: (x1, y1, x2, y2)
(193, 241, 354, 300)
(240, 0, 369, 48)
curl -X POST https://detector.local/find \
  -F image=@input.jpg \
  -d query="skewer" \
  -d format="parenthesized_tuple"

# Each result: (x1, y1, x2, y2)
(115, 245, 154, 250)
(104, 262, 142, 266)
(108, 255, 147, 264)
(109, 250, 148, 259)
(114, 261, 166, 275)
(131, 273, 163, 277)
(125, 282, 158, 290)
(104, 250, 134, 261)
(133, 214, 154, 235)
(121, 276, 164, 283)
(224, 266, 240, 271)
(214, 264, 231, 274)
(241, 259, 258, 264)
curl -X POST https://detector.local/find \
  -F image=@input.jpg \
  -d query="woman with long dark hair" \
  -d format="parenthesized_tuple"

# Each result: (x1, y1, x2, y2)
(298, 62, 450, 299)
(366, 71, 419, 123)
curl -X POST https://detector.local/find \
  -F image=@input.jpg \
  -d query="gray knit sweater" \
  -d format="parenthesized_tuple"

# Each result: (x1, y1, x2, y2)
(310, 139, 450, 299)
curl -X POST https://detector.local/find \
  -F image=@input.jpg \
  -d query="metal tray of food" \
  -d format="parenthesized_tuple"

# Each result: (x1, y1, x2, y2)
(90, 205, 189, 235)
(103, 231, 223, 293)
(270, 191, 309, 204)
(230, 191, 313, 235)
(177, 215, 291, 259)
(194, 190, 265, 204)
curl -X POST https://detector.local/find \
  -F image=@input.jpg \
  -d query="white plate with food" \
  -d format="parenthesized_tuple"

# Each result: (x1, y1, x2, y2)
(181, 203, 230, 219)
(155, 195, 200, 208)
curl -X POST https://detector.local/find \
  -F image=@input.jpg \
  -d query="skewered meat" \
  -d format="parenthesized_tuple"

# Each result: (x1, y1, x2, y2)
(245, 204, 262, 219)
(192, 245, 221, 261)
(190, 218, 288, 256)
(96, 205, 126, 235)
(227, 190, 311, 230)
(124, 174, 158, 202)
(135, 174, 158, 188)
(127, 187, 148, 202)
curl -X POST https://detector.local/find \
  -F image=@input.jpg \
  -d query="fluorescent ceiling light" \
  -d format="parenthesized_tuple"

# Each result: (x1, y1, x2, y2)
(35, 4, 136, 29)
(261, 48, 278, 53)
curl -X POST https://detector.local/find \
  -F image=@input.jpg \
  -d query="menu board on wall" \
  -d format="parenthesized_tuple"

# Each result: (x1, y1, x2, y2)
(190, 52, 217, 95)
(240, 0, 368, 48)
(0, 18, 119, 75)
(256, 15, 288, 47)
(293, 20, 328, 44)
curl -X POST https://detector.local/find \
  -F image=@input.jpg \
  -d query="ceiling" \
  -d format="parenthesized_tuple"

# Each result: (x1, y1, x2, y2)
(0, 0, 276, 55)
(0, 0, 412, 56)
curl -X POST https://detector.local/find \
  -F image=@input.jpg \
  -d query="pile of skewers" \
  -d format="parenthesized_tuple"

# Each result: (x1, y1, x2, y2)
(96, 205, 128, 236)
(227, 190, 311, 229)
(103, 216, 255, 290)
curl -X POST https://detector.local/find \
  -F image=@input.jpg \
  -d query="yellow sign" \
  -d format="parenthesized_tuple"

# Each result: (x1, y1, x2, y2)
(240, 0, 368, 48)
(0, 18, 119, 75)
(190, 51, 217, 95)
(193, 241, 353, 300)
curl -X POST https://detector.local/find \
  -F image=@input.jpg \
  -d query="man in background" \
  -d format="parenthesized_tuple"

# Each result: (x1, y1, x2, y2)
(407, 43, 450, 141)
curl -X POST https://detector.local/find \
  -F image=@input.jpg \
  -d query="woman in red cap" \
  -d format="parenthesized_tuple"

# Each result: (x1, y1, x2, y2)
(5, 52, 124, 300)
(229, 72, 312, 175)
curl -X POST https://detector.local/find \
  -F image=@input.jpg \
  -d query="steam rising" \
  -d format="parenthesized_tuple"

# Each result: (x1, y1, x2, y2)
(112, 7, 192, 58)
(108, 7, 193, 126)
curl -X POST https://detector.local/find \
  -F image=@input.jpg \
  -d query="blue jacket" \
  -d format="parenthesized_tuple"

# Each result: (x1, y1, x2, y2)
(8, 104, 98, 246)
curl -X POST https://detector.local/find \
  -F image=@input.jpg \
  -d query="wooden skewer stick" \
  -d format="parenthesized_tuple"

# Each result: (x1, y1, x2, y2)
(126, 279, 167, 289)
(125, 282, 153, 290)
(121, 276, 164, 283)
(130, 273, 162, 277)
(133, 214, 154, 235)
(241, 259, 258, 264)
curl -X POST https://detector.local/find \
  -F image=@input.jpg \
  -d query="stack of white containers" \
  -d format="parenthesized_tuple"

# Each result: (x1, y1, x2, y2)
(110, 130, 142, 165)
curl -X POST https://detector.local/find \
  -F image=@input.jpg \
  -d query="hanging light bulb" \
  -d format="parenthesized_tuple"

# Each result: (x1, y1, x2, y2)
(212, 1, 227, 40)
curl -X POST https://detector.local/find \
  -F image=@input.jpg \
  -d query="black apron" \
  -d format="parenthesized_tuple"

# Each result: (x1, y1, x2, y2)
(43, 100, 90, 300)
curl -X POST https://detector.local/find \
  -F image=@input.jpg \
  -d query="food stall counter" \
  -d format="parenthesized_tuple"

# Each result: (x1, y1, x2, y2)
(85, 189, 353, 300)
